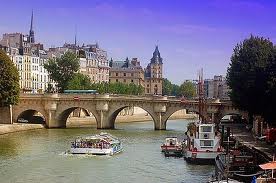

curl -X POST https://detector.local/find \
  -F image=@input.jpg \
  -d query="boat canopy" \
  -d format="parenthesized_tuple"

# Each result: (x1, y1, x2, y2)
(75, 133, 119, 144)
(259, 161, 276, 170)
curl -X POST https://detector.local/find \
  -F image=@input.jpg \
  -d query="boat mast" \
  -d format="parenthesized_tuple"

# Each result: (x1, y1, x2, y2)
(198, 68, 206, 123)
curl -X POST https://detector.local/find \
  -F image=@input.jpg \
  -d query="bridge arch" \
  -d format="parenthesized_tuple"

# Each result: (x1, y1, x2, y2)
(161, 105, 201, 128)
(56, 105, 99, 128)
(107, 104, 157, 129)
(15, 109, 47, 124)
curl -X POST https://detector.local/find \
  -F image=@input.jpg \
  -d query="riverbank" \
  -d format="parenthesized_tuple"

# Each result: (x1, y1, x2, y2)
(0, 123, 45, 135)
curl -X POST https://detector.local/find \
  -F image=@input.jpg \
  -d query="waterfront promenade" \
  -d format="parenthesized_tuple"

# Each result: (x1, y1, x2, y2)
(0, 123, 45, 135)
(230, 123, 275, 161)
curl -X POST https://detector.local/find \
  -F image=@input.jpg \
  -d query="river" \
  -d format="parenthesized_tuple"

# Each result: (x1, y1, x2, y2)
(0, 119, 214, 183)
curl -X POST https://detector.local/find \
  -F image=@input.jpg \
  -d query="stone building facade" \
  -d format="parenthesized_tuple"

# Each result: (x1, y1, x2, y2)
(109, 57, 145, 86)
(0, 11, 53, 93)
(50, 43, 109, 84)
(144, 46, 163, 95)
(204, 75, 230, 100)
(109, 46, 163, 95)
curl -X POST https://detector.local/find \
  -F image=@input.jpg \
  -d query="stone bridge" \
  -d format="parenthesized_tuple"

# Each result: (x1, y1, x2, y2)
(8, 94, 248, 130)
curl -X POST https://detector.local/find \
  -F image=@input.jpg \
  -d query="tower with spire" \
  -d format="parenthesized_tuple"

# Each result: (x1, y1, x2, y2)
(29, 10, 35, 43)
(144, 45, 163, 95)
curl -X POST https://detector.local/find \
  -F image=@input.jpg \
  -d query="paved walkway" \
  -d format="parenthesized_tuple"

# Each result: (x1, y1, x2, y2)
(223, 123, 275, 161)
(0, 123, 45, 135)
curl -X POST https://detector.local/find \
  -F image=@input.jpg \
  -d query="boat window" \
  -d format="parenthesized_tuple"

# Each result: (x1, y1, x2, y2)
(200, 140, 213, 147)
(201, 126, 212, 133)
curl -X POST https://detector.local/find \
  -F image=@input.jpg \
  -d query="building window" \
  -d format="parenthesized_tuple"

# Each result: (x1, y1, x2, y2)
(116, 79, 118, 82)
(124, 73, 126, 76)
(131, 80, 134, 83)
(147, 84, 149, 87)
(124, 79, 126, 82)
(116, 73, 118, 76)
(131, 73, 134, 77)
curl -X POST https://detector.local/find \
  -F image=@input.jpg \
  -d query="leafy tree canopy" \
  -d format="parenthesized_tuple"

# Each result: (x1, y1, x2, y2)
(179, 81, 196, 99)
(162, 78, 180, 96)
(44, 51, 79, 92)
(0, 49, 20, 107)
(227, 35, 275, 124)
(67, 73, 91, 90)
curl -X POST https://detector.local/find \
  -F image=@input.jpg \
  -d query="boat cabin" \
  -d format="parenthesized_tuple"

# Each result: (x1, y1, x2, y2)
(164, 137, 179, 146)
(187, 123, 221, 152)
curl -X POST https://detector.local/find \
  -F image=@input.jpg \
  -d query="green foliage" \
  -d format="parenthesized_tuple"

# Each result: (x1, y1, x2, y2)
(44, 51, 80, 92)
(162, 78, 173, 95)
(67, 73, 91, 90)
(227, 35, 275, 124)
(179, 81, 196, 99)
(162, 78, 180, 96)
(90, 82, 144, 95)
(0, 49, 20, 107)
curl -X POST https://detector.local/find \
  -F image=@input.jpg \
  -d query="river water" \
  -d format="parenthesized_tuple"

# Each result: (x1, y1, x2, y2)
(0, 120, 214, 183)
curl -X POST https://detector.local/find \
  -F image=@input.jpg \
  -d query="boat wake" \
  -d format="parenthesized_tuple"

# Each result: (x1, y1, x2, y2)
(58, 151, 113, 159)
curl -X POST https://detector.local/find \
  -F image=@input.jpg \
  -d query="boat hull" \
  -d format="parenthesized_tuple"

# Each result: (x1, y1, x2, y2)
(70, 147, 122, 155)
(184, 150, 220, 164)
(161, 145, 183, 157)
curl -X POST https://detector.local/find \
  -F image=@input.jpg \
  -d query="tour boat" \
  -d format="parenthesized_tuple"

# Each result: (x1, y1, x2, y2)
(70, 132, 122, 155)
(161, 137, 183, 157)
(183, 122, 223, 164)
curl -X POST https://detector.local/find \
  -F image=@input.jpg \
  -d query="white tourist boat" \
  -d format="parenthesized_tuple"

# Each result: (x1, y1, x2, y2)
(183, 69, 223, 164)
(183, 122, 223, 164)
(161, 137, 184, 157)
(70, 132, 122, 155)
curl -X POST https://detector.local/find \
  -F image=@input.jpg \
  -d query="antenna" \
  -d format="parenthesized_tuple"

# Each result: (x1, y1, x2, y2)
(74, 24, 77, 46)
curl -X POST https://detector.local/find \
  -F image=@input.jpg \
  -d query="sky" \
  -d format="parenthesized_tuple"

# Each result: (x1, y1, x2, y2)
(1, 0, 276, 84)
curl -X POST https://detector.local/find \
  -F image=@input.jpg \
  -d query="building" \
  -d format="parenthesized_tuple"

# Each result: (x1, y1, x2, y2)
(50, 43, 109, 83)
(109, 46, 163, 95)
(0, 11, 51, 93)
(218, 79, 231, 100)
(204, 75, 230, 100)
(109, 57, 144, 86)
(82, 44, 109, 83)
(144, 46, 163, 95)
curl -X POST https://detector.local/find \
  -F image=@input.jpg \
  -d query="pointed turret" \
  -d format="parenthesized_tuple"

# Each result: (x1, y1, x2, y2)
(109, 58, 113, 67)
(74, 33, 77, 46)
(150, 45, 163, 64)
(124, 57, 129, 68)
(29, 10, 35, 43)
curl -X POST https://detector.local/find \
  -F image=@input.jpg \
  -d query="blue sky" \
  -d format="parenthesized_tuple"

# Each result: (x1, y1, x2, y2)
(1, 0, 276, 84)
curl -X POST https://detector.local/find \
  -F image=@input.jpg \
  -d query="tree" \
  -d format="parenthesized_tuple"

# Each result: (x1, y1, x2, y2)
(179, 81, 196, 99)
(44, 51, 79, 92)
(162, 78, 173, 95)
(226, 35, 274, 123)
(263, 46, 276, 124)
(67, 73, 91, 90)
(171, 84, 180, 96)
(0, 49, 20, 107)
